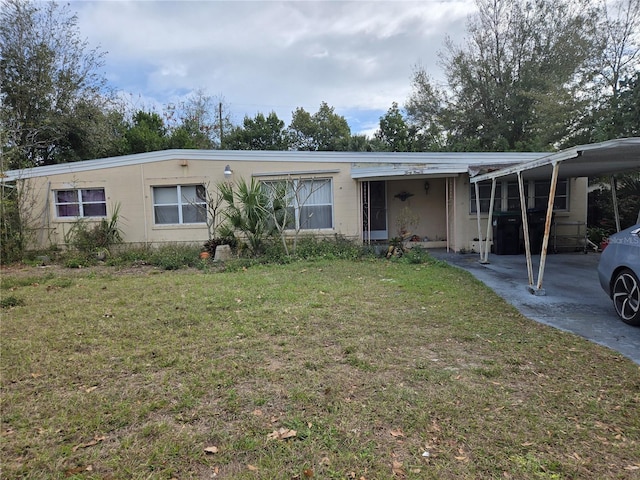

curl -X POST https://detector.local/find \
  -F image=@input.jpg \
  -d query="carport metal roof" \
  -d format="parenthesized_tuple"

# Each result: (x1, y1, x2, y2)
(470, 137, 640, 182)
(469, 137, 640, 295)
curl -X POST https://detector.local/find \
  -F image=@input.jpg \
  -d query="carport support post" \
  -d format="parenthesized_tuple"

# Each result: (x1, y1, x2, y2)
(474, 181, 484, 260)
(482, 179, 497, 264)
(517, 172, 534, 288)
(533, 161, 560, 294)
(610, 175, 621, 232)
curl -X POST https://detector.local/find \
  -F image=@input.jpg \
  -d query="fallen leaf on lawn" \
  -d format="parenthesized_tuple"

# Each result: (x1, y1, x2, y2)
(252, 409, 263, 416)
(392, 460, 406, 477)
(390, 429, 405, 438)
(72, 435, 106, 452)
(303, 468, 314, 477)
(624, 465, 640, 471)
(247, 464, 258, 471)
(267, 427, 297, 440)
(85, 386, 98, 393)
(235, 298, 242, 303)
(30, 372, 42, 378)
(103, 310, 114, 318)
(204, 445, 219, 454)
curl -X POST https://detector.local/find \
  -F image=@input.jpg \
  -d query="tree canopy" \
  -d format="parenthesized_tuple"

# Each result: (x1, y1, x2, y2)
(0, 0, 112, 169)
(287, 102, 351, 151)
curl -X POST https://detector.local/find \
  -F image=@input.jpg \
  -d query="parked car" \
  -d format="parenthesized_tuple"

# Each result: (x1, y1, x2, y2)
(598, 224, 640, 326)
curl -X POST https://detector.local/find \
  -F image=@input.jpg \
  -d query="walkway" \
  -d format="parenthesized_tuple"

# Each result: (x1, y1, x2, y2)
(430, 249, 640, 365)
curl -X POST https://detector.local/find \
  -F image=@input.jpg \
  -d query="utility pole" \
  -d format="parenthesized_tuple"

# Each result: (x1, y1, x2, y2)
(218, 102, 223, 148)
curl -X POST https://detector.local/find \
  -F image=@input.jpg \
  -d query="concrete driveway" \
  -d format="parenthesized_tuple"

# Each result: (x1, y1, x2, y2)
(430, 249, 640, 365)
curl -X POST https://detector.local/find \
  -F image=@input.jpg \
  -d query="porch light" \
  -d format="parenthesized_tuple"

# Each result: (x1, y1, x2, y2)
(223, 165, 233, 180)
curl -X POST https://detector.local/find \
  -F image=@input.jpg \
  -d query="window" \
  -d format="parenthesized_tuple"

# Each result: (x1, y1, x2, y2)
(262, 178, 333, 230)
(534, 179, 567, 210)
(55, 188, 106, 217)
(506, 182, 528, 211)
(153, 185, 206, 225)
(470, 183, 501, 214)
(470, 179, 569, 213)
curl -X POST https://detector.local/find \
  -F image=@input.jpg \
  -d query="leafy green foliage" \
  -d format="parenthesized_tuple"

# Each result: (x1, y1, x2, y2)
(0, 295, 24, 308)
(287, 102, 351, 151)
(64, 204, 123, 255)
(0, 0, 110, 168)
(223, 111, 289, 150)
(220, 178, 274, 256)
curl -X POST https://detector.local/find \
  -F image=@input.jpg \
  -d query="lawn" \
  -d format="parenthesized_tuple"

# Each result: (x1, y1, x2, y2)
(1, 257, 639, 479)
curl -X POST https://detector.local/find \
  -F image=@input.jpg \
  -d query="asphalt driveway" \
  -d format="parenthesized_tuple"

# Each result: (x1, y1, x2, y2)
(430, 249, 640, 365)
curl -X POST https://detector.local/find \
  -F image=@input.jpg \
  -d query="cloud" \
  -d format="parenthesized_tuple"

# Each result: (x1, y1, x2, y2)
(73, 0, 475, 134)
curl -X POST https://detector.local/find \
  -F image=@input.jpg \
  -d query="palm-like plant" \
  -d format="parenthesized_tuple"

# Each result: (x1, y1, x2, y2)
(219, 178, 274, 256)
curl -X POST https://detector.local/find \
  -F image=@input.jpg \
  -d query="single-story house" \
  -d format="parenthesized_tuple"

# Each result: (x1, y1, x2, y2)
(2, 139, 636, 254)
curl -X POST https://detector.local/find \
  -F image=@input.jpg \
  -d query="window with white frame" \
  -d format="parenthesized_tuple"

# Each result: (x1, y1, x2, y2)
(534, 179, 568, 210)
(470, 179, 568, 213)
(153, 185, 207, 225)
(262, 178, 333, 230)
(55, 188, 107, 218)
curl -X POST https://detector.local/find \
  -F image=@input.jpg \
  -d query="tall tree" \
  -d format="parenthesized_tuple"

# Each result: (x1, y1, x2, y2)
(223, 112, 289, 150)
(287, 102, 351, 151)
(375, 102, 417, 152)
(125, 111, 167, 154)
(409, 0, 600, 152)
(577, 0, 640, 142)
(164, 90, 230, 149)
(0, 0, 109, 169)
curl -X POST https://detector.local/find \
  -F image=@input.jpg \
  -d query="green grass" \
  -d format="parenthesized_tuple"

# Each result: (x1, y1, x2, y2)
(1, 258, 639, 479)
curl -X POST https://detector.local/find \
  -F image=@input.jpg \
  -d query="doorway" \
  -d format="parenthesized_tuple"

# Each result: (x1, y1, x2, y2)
(363, 180, 387, 241)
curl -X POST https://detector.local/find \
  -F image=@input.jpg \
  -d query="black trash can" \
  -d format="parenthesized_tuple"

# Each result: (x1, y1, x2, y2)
(526, 208, 550, 254)
(492, 212, 521, 255)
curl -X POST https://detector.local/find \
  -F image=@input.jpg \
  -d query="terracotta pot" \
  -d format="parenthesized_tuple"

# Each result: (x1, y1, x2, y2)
(199, 251, 210, 260)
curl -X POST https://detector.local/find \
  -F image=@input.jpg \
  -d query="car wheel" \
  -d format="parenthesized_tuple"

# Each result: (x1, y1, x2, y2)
(612, 269, 640, 326)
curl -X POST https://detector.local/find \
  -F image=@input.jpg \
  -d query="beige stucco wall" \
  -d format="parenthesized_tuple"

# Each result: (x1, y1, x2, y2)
(18, 154, 589, 253)
(21, 157, 361, 249)
(448, 176, 589, 253)
(385, 178, 448, 242)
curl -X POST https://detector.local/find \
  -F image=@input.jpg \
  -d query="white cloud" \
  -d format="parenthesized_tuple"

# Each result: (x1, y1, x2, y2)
(72, 0, 476, 134)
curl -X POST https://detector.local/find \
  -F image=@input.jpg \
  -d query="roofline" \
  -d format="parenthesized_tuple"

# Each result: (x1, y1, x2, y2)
(469, 137, 640, 183)
(1, 149, 550, 182)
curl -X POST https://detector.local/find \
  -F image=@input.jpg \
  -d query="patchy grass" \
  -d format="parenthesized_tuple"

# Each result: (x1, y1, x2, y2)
(1, 258, 639, 479)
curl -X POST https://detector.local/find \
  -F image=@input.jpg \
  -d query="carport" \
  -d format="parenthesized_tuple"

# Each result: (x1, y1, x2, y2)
(469, 137, 640, 295)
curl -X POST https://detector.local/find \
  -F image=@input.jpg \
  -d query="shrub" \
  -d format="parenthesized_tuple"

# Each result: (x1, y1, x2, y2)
(1, 295, 25, 308)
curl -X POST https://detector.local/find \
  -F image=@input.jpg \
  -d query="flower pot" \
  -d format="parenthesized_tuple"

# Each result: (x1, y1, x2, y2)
(199, 251, 210, 260)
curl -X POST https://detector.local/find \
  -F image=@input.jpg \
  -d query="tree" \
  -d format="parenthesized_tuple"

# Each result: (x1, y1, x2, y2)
(405, 68, 446, 151)
(287, 102, 351, 151)
(223, 112, 289, 150)
(124, 111, 167, 154)
(409, 0, 600, 151)
(164, 90, 228, 149)
(0, 0, 109, 169)
(577, 0, 640, 142)
(375, 102, 417, 152)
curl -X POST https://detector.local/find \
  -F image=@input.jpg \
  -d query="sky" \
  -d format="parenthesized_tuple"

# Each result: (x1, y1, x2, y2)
(69, 0, 477, 136)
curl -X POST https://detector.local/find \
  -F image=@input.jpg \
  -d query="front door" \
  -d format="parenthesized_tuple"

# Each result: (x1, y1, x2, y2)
(363, 181, 387, 240)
